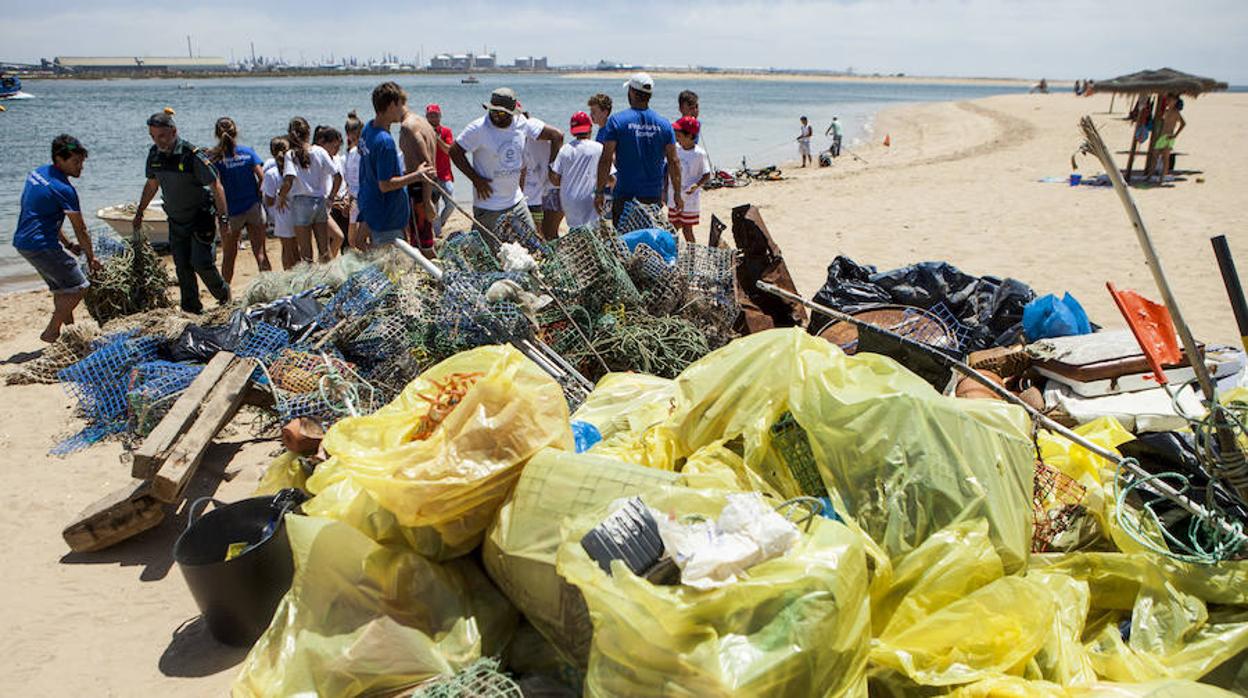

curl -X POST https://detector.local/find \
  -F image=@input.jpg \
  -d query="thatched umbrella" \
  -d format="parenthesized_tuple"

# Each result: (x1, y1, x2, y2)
(1090, 68, 1227, 181)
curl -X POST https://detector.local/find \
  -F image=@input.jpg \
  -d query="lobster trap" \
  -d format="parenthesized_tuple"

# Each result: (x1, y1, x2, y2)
(1032, 460, 1089, 553)
(408, 658, 523, 698)
(541, 227, 642, 314)
(675, 240, 739, 340)
(262, 348, 377, 424)
(616, 199, 675, 235)
(626, 243, 683, 316)
(769, 412, 829, 499)
(440, 230, 501, 273)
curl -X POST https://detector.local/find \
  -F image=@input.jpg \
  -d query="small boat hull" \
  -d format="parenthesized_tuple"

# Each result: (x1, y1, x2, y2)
(96, 201, 170, 248)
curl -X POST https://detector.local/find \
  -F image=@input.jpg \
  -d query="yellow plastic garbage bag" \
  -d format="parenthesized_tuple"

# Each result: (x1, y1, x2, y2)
(555, 486, 871, 698)
(571, 372, 677, 441)
(233, 515, 517, 698)
(587, 328, 1036, 571)
(482, 447, 681, 668)
(253, 452, 308, 496)
(869, 520, 1056, 687)
(946, 677, 1240, 697)
(304, 345, 573, 558)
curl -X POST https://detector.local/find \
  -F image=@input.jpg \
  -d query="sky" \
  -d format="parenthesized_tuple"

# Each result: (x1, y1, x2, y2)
(3, 0, 1247, 83)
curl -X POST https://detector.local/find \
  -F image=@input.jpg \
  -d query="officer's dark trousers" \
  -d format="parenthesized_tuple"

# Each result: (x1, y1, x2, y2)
(168, 210, 228, 314)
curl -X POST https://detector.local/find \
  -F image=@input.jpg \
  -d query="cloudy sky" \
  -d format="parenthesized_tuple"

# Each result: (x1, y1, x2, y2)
(4, 0, 1247, 83)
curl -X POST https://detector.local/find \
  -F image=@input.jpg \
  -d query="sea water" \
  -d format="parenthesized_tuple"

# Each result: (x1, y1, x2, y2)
(0, 73, 1026, 289)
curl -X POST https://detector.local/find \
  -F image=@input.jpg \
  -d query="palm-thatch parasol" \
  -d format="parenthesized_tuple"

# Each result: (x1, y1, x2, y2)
(1090, 68, 1227, 181)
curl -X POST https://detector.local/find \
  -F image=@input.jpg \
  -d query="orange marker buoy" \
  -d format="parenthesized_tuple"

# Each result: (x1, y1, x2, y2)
(883, 134, 891, 147)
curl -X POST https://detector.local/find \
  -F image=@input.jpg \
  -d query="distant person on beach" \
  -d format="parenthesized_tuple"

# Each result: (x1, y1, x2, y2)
(825, 116, 843, 158)
(1154, 94, 1186, 183)
(1074, 80, 1084, 96)
(665, 116, 710, 243)
(134, 111, 230, 313)
(521, 106, 564, 240)
(209, 117, 270, 283)
(277, 116, 341, 263)
(425, 104, 457, 237)
(588, 93, 612, 142)
(399, 101, 440, 255)
(13, 134, 100, 342)
(1030, 78, 1049, 94)
(550, 111, 608, 229)
(341, 112, 364, 250)
(261, 137, 299, 269)
(797, 116, 813, 167)
(358, 82, 429, 248)
(595, 73, 681, 227)
(313, 125, 347, 258)
(451, 87, 563, 240)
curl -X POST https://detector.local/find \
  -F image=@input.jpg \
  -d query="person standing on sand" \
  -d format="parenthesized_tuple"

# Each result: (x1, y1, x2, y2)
(313, 125, 348, 257)
(13, 134, 101, 342)
(797, 116, 813, 167)
(825, 116, 843, 158)
(209, 117, 270, 283)
(665, 116, 710, 243)
(550, 111, 608, 229)
(425, 104, 457, 237)
(595, 73, 682, 227)
(277, 117, 341, 264)
(357, 82, 429, 249)
(589, 93, 612, 143)
(134, 111, 230, 313)
(450, 87, 564, 240)
(1154, 94, 1186, 184)
(261, 137, 299, 270)
(399, 102, 440, 256)
(341, 112, 365, 250)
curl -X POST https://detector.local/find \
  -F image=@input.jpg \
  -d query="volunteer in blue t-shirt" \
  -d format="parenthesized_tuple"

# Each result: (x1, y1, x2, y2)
(594, 72, 682, 227)
(357, 82, 431, 249)
(210, 117, 271, 283)
(11, 134, 101, 343)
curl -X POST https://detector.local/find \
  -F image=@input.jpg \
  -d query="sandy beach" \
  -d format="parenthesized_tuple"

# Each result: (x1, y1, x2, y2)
(1, 89, 1245, 695)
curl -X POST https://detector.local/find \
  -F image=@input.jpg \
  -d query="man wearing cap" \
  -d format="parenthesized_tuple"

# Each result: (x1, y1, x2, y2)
(133, 111, 230, 313)
(449, 88, 563, 240)
(425, 103, 457, 236)
(594, 72, 682, 227)
(399, 102, 440, 255)
(13, 134, 101, 342)
(550, 111, 608, 229)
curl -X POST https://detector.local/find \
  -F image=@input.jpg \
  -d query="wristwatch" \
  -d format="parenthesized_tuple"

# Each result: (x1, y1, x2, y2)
(218, 214, 229, 226)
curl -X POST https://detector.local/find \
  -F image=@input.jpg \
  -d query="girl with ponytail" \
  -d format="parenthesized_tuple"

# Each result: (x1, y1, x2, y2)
(210, 116, 270, 281)
(277, 116, 341, 263)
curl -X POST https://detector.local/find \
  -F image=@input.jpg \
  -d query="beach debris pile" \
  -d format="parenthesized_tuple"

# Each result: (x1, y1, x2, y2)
(83, 231, 172, 325)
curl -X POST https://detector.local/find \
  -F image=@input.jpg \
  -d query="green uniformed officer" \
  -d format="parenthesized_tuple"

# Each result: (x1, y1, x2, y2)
(132, 111, 230, 313)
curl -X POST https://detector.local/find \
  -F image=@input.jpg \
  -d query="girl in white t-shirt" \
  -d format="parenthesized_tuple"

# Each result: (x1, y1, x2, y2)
(261, 137, 299, 270)
(314, 125, 347, 258)
(343, 111, 364, 250)
(277, 117, 341, 263)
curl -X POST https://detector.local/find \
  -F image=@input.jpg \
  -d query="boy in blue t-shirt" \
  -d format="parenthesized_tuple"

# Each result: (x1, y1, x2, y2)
(12, 134, 101, 342)
(594, 72, 682, 227)
(357, 82, 431, 249)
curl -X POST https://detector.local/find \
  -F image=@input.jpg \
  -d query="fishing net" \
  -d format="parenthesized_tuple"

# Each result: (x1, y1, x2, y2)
(83, 232, 172, 326)
(616, 199, 674, 235)
(126, 360, 204, 437)
(101, 307, 194, 343)
(439, 230, 501, 273)
(566, 308, 708, 380)
(310, 266, 396, 336)
(5, 324, 100, 385)
(408, 658, 523, 698)
(241, 251, 380, 305)
(540, 227, 641, 315)
(262, 348, 376, 425)
(58, 330, 162, 423)
(50, 420, 128, 457)
(625, 243, 683, 316)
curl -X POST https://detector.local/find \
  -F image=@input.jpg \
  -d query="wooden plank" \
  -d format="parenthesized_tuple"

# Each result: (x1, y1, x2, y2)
(151, 359, 254, 503)
(63, 479, 165, 553)
(132, 352, 236, 479)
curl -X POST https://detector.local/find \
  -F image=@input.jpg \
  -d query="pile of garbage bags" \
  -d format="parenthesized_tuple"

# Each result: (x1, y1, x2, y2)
(234, 328, 1247, 697)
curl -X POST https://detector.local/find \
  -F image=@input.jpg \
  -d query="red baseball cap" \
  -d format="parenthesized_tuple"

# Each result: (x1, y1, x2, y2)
(569, 111, 592, 135)
(425, 103, 441, 115)
(673, 116, 700, 137)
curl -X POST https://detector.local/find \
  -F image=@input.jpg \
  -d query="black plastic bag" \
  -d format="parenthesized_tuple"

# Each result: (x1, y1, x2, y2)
(245, 294, 323, 338)
(168, 311, 253, 362)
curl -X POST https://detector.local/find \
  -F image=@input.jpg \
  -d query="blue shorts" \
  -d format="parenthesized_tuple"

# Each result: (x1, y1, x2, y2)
(290, 195, 328, 227)
(19, 246, 89, 294)
(371, 228, 405, 246)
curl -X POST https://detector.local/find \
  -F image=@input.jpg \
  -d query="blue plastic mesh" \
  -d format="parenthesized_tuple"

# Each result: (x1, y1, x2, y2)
(617, 200, 674, 235)
(58, 331, 162, 422)
(51, 420, 127, 457)
(928, 301, 972, 353)
(436, 272, 529, 344)
(126, 360, 204, 435)
(312, 266, 395, 331)
(236, 322, 291, 360)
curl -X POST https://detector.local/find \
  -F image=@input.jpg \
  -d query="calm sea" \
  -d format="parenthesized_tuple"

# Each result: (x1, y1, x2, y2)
(0, 73, 1026, 289)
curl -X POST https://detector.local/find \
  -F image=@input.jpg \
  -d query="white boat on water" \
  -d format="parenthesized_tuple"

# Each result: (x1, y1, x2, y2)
(96, 200, 170, 248)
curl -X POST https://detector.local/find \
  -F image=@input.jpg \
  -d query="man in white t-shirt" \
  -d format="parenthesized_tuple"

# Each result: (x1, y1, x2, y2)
(449, 87, 563, 243)
(665, 116, 710, 242)
(797, 116, 813, 167)
(550, 111, 609, 229)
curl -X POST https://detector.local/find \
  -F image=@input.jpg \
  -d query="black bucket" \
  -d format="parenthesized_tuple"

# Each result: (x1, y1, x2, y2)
(173, 492, 303, 646)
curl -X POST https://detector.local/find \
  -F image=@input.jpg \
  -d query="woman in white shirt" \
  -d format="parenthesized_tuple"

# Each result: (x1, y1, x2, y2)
(314, 125, 347, 258)
(276, 116, 341, 263)
(261, 137, 299, 270)
(342, 111, 364, 250)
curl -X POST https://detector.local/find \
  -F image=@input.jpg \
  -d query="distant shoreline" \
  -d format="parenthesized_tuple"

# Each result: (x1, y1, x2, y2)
(15, 67, 1051, 87)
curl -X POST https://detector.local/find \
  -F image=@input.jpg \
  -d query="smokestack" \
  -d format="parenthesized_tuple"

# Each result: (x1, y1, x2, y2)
(187, 35, 193, 59)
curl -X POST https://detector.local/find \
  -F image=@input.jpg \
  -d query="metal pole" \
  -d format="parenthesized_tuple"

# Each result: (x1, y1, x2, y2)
(755, 280, 1243, 539)
(1211, 235, 1248, 354)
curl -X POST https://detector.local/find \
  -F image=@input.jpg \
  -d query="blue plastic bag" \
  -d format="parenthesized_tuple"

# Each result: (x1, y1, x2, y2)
(1023, 292, 1092, 341)
(620, 228, 678, 263)
(571, 420, 603, 453)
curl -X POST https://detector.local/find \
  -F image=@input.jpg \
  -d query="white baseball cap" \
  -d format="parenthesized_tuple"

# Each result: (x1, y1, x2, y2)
(623, 72, 654, 94)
